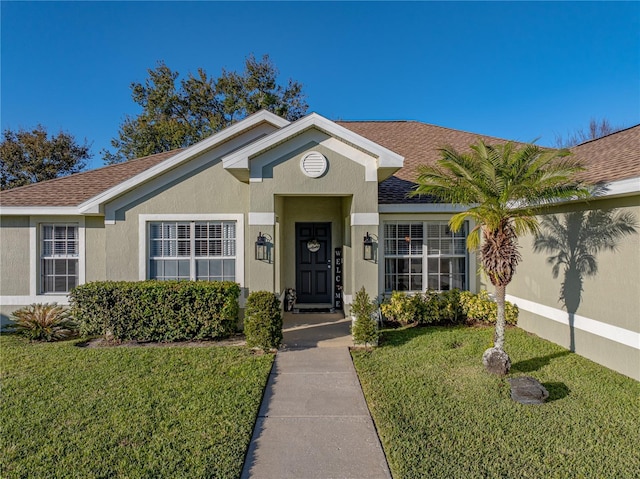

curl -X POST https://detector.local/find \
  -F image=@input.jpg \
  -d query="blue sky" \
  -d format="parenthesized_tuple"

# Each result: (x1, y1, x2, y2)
(2, 1, 639, 170)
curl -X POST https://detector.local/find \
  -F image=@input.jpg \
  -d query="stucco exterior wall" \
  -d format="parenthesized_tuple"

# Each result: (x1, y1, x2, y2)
(249, 138, 378, 214)
(85, 216, 106, 282)
(248, 135, 380, 303)
(105, 159, 249, 282)
(509, 195, 640, 379)
(0, 216, 30, 296)
(0, 216, 30, 323)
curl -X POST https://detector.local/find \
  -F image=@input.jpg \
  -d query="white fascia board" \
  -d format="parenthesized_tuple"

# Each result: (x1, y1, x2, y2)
(78, 111, 289, 213)
(378, 204, 472, 213)
(222, 112, 404, 172)
(604, 176, 640, 197)
(0, 207, 81, 216)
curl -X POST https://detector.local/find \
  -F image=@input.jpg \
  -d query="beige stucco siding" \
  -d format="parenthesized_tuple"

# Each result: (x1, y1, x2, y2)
(249, 137, 380, 300)
(85, 216, 106, 282)
(0, 216, 30, 296)
(105, 159, 249, 281)
(509, 195, 640, 379)
(249, 140, 378, 213)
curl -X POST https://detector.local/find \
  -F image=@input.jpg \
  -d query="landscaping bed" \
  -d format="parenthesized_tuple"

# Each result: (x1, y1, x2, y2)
(0, 335, 273, 478)
(352, 326, 640, 478)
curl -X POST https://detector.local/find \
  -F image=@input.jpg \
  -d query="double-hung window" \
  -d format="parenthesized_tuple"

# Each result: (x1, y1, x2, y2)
(149, 221, 236, 281)
(384, 221, 467, 292)
(41, 224, 79, 293)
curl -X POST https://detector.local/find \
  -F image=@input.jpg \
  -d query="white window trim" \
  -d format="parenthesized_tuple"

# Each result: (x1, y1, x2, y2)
(138, 214, 244, 286)
(380, 218, 472, 294)
(28, 215, 86, 301)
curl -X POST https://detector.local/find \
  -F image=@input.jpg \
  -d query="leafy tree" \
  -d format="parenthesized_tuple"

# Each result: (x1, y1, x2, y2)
(555, 118, 624, 148)
(103, 54, 308, 164)
(0, 125, 91, 190)
(412, 141, 589, 374)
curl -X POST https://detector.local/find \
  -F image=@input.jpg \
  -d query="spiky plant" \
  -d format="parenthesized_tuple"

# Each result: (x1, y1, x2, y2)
(10, 303, 78, 341)
(412, 141, 589, 374)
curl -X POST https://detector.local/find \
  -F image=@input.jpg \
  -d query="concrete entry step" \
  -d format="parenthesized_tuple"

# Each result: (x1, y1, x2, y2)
(282, 312, 352, 349)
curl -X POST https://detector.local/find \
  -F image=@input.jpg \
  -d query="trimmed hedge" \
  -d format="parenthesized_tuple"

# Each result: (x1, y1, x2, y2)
(70, 281, 240, 341)
(243, 291, 282, 350)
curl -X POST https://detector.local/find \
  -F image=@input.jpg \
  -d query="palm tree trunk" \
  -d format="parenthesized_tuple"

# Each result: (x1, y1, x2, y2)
(494, 284, 506, 350)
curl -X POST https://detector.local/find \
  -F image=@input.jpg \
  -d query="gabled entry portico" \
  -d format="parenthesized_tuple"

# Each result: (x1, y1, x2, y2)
(221, 112, 404, 310)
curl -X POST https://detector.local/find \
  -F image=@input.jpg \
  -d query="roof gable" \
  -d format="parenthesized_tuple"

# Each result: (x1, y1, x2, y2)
(222, 112, 404, 183)
(79, 110, 289, 213)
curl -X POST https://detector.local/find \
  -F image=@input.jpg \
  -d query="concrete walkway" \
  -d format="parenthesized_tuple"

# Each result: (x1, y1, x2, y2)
(241, 313, 391, 479)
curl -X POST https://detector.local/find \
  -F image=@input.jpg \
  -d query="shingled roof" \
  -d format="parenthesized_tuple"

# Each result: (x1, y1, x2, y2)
(569, 124, 640, 184)
(338, 121, 511, 203)
(0, 149, 181, 207)
(1, 120, 637, 209)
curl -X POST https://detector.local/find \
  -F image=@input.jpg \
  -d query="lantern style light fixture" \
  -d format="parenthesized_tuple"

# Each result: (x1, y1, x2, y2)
(363, 232, 374, 261)
(255, 232, 272, 262)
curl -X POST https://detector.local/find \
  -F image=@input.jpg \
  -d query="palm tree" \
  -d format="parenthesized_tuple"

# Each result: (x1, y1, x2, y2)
(412, 141, 589, 374)
(533, 210, 637, 351)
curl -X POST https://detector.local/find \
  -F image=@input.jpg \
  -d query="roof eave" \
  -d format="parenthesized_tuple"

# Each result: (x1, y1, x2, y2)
(78, 110, 289, 213)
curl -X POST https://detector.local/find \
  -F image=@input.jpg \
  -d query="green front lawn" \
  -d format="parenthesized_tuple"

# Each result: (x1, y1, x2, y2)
(352, 326, 640, 479)
(0, 336, 273, 478)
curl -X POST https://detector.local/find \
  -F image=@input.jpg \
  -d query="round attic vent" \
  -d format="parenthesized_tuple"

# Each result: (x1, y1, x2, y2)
(300, 151, 327, 178)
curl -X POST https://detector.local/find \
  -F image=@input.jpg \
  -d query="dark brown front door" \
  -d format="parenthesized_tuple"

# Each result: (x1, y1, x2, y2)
(296, 223, 331, 304)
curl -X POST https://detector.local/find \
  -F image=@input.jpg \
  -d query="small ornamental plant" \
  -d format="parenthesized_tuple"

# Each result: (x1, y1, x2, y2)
(380, 291, 419, 326)
(10, 303, 78, 341)
(244, 291, 283, 350)
(459, 290, 518, 325)
(350, 287, 379, 348)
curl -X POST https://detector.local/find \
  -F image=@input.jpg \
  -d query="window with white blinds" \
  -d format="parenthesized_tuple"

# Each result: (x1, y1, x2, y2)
(384, 221, 467, 292)
(149, 221, 236, 281)
(41, 224, 79, 293)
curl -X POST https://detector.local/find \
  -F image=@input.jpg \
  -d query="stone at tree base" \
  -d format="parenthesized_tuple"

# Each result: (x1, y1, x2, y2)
(482, 347, 511, 375)
(508, 376, 549, 405)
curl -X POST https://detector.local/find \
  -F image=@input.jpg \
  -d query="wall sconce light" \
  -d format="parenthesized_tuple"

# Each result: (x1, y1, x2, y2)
(255, 232, 272, 262)
(363, 232, 375, 261)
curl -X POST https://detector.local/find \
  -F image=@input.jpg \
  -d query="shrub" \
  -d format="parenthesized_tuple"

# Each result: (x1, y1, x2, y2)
(380, 291, 420, 325)
(459, 290, 518, 325)
(244, 291, 282, 350)
(70, 281, 240, 341)
(350, 287, 379, 347)
(10, 303, 78, 341)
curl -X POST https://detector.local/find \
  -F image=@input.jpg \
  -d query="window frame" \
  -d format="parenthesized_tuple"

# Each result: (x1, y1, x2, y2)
(382, 219, 469, 293)
(28, 216, 86, 301)
(40, 223, 80, 294)
(139, 214, 244, 286)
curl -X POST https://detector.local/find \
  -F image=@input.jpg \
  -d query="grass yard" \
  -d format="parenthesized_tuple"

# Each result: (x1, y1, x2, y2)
(0, 335, 273, 479)
(352, 326, 640, 479)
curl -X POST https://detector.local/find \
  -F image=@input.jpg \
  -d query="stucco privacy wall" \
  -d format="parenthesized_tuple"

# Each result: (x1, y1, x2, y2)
(508, 195, 640, 380)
